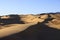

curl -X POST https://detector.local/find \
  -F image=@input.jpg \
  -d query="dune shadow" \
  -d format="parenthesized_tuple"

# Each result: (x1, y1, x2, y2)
(0, 15, 24, 25)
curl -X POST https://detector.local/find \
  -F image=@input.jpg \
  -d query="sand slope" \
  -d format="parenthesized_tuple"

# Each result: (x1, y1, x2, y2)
(0, 23, 37, 38)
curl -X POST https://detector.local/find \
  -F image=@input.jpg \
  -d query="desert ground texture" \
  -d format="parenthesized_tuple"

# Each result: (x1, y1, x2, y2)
(0, 13, 60, 40)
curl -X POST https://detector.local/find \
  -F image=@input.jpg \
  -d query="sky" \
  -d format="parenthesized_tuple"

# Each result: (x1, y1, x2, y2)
(0, 0, 60, 16)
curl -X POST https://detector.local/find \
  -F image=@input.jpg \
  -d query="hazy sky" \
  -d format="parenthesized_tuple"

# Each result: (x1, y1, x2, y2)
(0, 0, 60, 16)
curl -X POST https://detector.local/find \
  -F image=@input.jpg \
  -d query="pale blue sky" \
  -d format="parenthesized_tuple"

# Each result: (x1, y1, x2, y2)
(0, 0, 60, 16)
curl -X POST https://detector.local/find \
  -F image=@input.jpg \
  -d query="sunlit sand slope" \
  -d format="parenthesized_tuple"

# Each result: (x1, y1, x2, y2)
(0, 23, 37, 38)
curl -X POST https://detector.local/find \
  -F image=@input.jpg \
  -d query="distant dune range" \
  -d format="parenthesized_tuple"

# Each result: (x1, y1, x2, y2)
(0, 12, 60, 40)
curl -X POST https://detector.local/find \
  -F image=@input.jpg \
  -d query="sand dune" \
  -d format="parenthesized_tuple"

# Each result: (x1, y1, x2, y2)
(46, 19, 60, 29)
(0, 13, 60, 40)
(0, 23, 37, 38)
